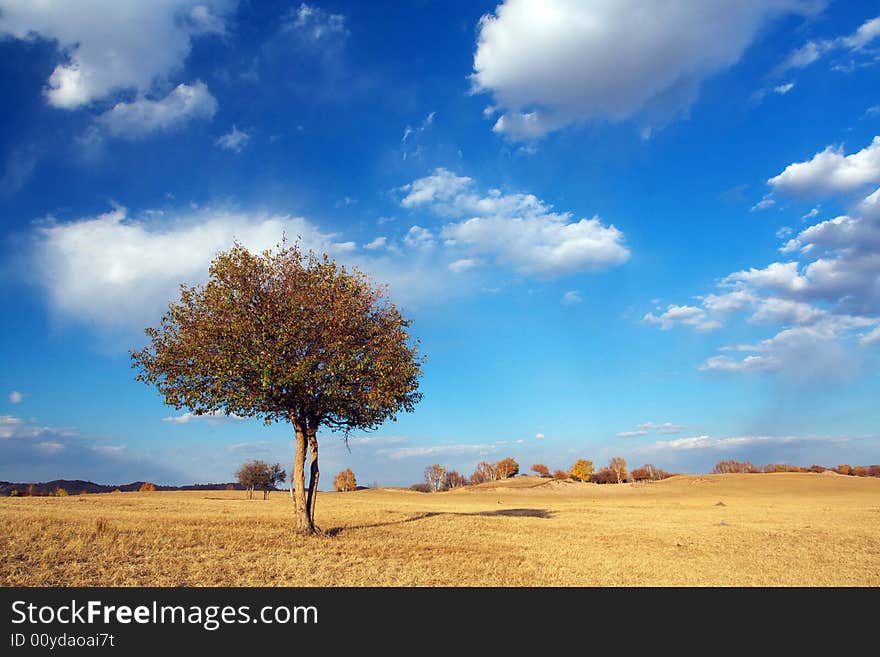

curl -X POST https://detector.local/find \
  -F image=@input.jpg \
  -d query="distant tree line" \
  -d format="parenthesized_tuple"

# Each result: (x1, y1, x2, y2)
(407, 456, 677, 491)
(713, 460, 880, 477)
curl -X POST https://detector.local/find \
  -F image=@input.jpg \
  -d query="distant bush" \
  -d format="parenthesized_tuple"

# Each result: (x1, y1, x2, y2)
(569, 459, 594, 482)
(762, 464, 807, 473)
(112, 489, 122, 494)
(139, 482, 156, 492)
(9, 489, 19, 497)
(531, 464, 551, 478)
(334, 468, 357, 492)
(712, 460, 759, 474)
(496, 458, 519, 479)
(631, 464, 672, 481)
(54, 488, 69, 497)
(552, 470, 569, 481)
(409, 483, 432, 493)
(808, 464, 827, 473)
(835, 464, 853, 476)
(593, 467, 617, 484)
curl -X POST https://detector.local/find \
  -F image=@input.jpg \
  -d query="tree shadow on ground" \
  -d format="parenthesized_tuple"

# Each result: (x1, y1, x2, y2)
(325, 508, 553, 536)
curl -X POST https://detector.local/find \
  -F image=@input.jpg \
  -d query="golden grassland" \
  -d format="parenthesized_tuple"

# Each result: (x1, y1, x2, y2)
(1, 473, 879, 586)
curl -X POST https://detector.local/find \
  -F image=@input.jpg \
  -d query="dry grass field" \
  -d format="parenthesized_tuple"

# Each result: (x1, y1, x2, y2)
(2, 473, 879, 586)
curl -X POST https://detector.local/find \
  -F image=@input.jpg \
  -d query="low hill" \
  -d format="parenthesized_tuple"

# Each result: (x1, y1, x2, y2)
(0, 479, 248, 496)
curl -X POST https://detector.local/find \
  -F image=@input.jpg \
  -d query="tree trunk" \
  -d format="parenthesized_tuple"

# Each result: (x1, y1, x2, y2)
(306, 427, 320, 533)
(291, 416, 313, 534)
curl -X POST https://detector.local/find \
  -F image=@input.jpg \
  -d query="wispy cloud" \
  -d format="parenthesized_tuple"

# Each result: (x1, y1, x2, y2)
(163, 411, 246, 425)
(378, 443, 498, 460)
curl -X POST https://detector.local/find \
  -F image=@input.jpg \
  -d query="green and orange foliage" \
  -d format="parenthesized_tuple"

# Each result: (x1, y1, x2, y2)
(443, 470, 468, 490)
(333, 468, 357, 492)
(139, 482, 156, 492)
(835, 464, 854, 476)
(712, 460, 759, 474)
(495, 458, 519, 479)
(592, 467, 617, 484)
(471, 461, 497, 485)
(531, 464, 551, 478)
(630, 464, 671, 482)
(53, 488, 69, 497)
(8, 490, 19, 497)
(609, 457, 627, 484)
(131, 240, 424, 535)
(569, 459, 594, 482)
(424, 464, 447, 492)
(552, 469, 569, 481)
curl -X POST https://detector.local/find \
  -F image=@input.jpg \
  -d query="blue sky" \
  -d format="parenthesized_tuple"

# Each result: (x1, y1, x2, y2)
(1, 0, 879, 486)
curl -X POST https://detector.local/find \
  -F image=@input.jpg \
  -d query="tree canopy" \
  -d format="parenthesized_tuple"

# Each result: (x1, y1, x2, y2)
(132, 241, 424, 533)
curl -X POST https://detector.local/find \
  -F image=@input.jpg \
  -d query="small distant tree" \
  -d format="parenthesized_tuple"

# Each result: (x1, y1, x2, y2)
(471, 461, 497, 485)
(808, 464, 827, 473)
(552, 469, 569, 481)
(444, 470, 468, 490)
(9, 489, 19, 497)
(835, 464, 854, 476)
(139, 482, 156, 492)
(531, 464, 550, 478)
(54, 488, 69, 497)
(496, 457, 519, 479)
(609, 457, 627, 484)
(334, 468, 357, 492)
(869, 465, 880, 478)
(237, 459, 267, 499)
(569, 459, 594, 482)
(424, 464, 447, 492)
(262, 463, 287, 499)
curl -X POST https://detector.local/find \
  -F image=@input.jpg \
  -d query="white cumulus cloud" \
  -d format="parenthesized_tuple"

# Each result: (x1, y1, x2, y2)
(401, 169, 629, 277)
(471, 0, 818, 140)
(768, 136, 880, 198)
(0, 0, 233, 109)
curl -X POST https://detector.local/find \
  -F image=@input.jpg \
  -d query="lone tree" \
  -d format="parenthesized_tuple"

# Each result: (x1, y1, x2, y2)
(236, 459, 280, 499)
(334, 468, 357, 492)
(132, 242, 424, 534)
